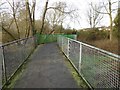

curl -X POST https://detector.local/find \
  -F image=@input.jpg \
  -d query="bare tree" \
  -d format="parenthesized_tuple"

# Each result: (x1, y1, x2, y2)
(25, 0, 36, 36)
(31, 0, 36, 34)
(1, 0, 37, 43)
(86, 2, 103, 29)
(45, 2, 67, 34)
(40, 0, 78, 34)
(1, 12, 17, 41)
(40, 0, 49, 34)
(92, 0, 118, 41)
(7, 0, 21, 39)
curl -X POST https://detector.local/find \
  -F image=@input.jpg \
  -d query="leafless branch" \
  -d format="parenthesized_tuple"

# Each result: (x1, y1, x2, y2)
(2, 25, 16, 40)
(47, 7, 76, 14)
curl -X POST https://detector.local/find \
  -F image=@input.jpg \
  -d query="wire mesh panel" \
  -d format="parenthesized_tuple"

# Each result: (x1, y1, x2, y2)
(2, 37, 35, 82)
(22, 38, 35, 59)
(69, 40, 80, 70)
(62, 37, 69, 56)
(57, 36, 120, 88)
(81, 45, 102, 87)
(57, 36, 62, 47)
(81, 44, 120, 88)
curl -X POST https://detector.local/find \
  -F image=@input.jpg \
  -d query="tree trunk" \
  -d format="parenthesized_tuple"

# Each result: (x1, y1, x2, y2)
(118, 8, 120, 55)
(12, 1, 21, 39)
(25, 5, 29, 38)
(32, 0, 36, 34)
(40, 0, 49, 34)
(26, 0, 37, 47)
(26, 0, 35, 36)
(13, 14, 20, 39)
(109, 15, 113, 41)
(109, 0, 113, 41)
(2, 26, 16, 40)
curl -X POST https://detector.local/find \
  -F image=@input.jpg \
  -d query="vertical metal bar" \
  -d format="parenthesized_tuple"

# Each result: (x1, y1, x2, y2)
(62, 37, 63, 51)
(58, 36, 61, 47)
(57, 36, 58, 45)
(67, 38, 69, 58)
(34, 35, 37, 48)
(59, 36, 62, 48)
(58, 36, 59, 45)
(2, 46, 7, 83)
(79, 42, 82, 73)
(74, 35, 77, 40)
(58, 36, 60, 47)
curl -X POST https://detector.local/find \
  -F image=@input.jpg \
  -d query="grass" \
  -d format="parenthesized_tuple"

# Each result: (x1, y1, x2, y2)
(64, 58, 89, 88)
(60, 51, 89, 88)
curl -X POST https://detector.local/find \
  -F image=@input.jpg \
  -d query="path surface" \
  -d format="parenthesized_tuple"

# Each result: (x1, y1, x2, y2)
(14, 43, 79, 88)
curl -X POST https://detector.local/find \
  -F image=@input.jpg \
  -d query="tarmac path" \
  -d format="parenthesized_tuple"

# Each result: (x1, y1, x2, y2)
(14, 43, 79, 88)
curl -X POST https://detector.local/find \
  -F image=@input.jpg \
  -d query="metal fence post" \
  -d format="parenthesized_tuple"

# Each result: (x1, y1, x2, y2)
(2, 46, 7, 83)
(62, 37, 63, 51)
(74, 35, 77, 40)
(58, 36, 60, 47)
(79, 42, 82, 73)
(57, 36, 59, 45)
(57, 36, 58, 45)
(67, 38, 69, 58)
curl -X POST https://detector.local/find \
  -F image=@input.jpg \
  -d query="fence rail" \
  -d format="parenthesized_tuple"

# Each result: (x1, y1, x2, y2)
(57, 36, 120, 88)
(1, 37, 35, 86)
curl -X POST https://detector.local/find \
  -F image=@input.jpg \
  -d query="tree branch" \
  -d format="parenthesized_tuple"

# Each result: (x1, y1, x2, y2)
(91, 3, 109, 15)
(2, 26, 16, 40)
(47, 7, 76, 14)
(40, 0, 49, 34)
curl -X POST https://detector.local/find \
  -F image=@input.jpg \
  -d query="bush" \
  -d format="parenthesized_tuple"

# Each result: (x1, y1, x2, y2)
(77, 30, 109, 41)
(92, 39, 119, 55)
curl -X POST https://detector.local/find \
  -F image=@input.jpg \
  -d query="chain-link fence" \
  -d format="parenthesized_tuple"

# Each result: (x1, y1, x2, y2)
(57, 36, 120, 88)
(1, 37, 35, 86)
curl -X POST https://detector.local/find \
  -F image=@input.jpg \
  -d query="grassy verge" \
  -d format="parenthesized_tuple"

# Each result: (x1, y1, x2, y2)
(58, 47, 89, 88)
(64, 57, 89, 88)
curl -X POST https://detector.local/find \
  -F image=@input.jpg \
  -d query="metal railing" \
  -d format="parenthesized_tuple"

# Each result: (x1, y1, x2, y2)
(1, 37, 35, 86)
(57, 36, 120, 88)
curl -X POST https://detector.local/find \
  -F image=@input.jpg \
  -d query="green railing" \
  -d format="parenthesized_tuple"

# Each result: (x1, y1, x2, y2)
(36, 34, 77, 44)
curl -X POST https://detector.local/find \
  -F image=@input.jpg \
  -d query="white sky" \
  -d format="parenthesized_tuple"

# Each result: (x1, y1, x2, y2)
(34, 0, 118, 29)
(1, 0, 119, 29)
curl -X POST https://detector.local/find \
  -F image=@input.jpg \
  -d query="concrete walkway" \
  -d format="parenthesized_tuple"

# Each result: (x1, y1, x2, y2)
(14, 43, 79, 88)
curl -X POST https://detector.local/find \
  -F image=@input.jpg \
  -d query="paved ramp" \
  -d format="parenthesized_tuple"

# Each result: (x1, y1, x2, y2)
(14, 43, 79, 88)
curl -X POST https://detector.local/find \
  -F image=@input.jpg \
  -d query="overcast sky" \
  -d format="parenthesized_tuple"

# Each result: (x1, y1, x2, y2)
(1, 0, 119, 29)
(34, 0, 118, 29)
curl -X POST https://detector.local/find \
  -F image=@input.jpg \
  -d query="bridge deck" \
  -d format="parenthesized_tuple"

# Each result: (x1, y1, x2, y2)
(14, 43, 79, 88)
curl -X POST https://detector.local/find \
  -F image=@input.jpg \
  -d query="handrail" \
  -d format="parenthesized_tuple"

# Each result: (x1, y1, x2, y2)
(1, 37, 33, 47)
(58, 36, 120, 88)
(1, 36, 35, 87)
(68, 37, 120, 59)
